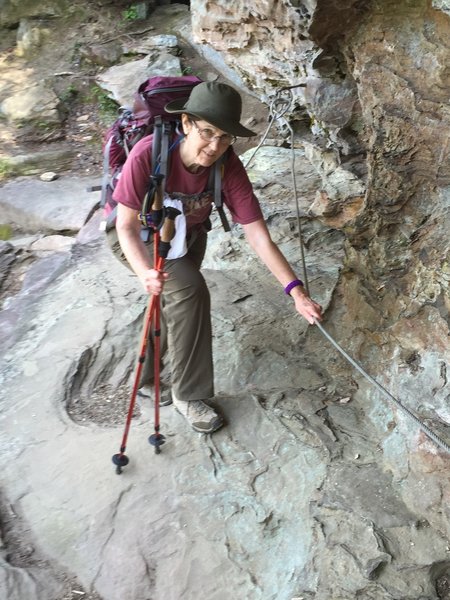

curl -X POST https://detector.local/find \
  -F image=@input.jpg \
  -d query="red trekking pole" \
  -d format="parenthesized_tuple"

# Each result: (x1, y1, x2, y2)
(112, 176, 180, 474)
(148, 208, 180, 455)
(112, 289, 158, 474)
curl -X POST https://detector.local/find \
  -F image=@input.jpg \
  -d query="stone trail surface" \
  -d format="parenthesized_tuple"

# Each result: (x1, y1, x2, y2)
(0, 148, 449, 600)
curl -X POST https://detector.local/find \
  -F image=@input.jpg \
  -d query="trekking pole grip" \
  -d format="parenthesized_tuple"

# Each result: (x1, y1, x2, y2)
(152, 174, 164, 210)
(158, 206, 181, 259)
(150, 173, 165, 229)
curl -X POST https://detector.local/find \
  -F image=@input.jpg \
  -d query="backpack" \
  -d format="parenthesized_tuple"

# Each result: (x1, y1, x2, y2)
(93, 75, 231, 235)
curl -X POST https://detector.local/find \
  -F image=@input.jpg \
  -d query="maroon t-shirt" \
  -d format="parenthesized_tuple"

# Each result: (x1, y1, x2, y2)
(112, 134, 263, 230)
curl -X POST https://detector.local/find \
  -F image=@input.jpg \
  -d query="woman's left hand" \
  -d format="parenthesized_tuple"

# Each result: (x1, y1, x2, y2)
(292, 289, 323, 324)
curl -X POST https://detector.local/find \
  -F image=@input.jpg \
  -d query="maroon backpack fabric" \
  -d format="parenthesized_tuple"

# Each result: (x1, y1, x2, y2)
(103, 75, 202, 172)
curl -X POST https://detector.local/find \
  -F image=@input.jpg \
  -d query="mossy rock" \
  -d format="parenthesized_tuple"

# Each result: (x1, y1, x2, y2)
(0, 224, 13, 240)
(0, 148, 75, 179)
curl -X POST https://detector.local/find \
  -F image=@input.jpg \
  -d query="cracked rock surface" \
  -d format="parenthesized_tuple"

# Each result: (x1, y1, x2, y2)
(1, 1, 450, 599)
(1, 146, 449, 600)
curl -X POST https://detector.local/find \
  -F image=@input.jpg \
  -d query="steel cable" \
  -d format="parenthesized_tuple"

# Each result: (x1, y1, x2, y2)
(315, 320, 450, 454)
(251, 85, 450, 454)
(245, 86, 310, 293)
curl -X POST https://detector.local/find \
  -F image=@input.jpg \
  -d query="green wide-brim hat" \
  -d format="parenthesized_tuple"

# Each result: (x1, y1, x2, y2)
(165, 81, 257, 138)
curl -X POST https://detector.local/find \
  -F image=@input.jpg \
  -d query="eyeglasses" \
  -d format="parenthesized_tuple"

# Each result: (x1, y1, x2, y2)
(191, 121, 236, 145)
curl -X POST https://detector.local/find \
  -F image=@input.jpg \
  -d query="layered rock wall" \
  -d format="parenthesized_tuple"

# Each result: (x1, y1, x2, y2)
(192, 0, 450, 583)
(192, 0, 450, 402)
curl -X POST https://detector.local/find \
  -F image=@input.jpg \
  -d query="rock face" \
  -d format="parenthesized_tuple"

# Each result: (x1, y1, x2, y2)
(190, 0, 450, 597)
(1, 2, 450, 600)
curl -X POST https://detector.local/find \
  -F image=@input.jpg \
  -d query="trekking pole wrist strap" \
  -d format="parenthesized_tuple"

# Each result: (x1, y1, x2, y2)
(284, 279, 304, 295)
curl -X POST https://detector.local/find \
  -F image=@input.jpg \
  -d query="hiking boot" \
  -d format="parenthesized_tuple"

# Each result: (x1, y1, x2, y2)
(137, 384, 172, 406)
(172, 395, 223, 434)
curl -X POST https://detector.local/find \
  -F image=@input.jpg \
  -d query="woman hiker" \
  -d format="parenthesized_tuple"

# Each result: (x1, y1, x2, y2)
(111, 81, 323, 434)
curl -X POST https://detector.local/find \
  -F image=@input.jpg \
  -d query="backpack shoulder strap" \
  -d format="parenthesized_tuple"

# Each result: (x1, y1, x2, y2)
(141, 116, 175, 226)
(210, 149, 231, 232)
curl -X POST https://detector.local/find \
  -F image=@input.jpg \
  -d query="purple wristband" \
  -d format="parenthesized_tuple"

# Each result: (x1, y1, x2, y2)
(284, 279, 304, 295)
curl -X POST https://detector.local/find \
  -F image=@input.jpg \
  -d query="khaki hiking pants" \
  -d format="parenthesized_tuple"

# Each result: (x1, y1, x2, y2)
(107, 227, 214, 402)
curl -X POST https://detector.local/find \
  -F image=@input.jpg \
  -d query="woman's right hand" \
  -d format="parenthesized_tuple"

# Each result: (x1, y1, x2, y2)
(139, 268, 169, 295)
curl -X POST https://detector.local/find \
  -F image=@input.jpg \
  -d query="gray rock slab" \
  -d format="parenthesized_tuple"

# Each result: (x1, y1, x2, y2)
(0, 558, 67, 600)
(0, 148, 343, 599)
(1, 146, 449, 600)
(0, 175, 100, 233)
(0, 81, 61, 125)
(96, 53, 183, 107)
(319, 462, 417, 528)
(0, 232, 331, 600)
(0, 250, 71, 353)
(1, 147, 76, 177)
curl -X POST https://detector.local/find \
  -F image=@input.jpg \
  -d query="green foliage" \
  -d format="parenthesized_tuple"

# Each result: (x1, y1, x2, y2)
(122, 5, 139, 21)
(0, 159, 13, 181)
(35, 120, 58, 131)
(88, 85, 119, 124)
(59, 83, 79, 105)
(70, 41, 83, 64)
(181, 65, 202, 78)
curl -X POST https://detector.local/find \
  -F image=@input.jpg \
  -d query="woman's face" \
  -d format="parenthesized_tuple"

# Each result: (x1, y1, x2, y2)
(181, 114, 235, 171)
